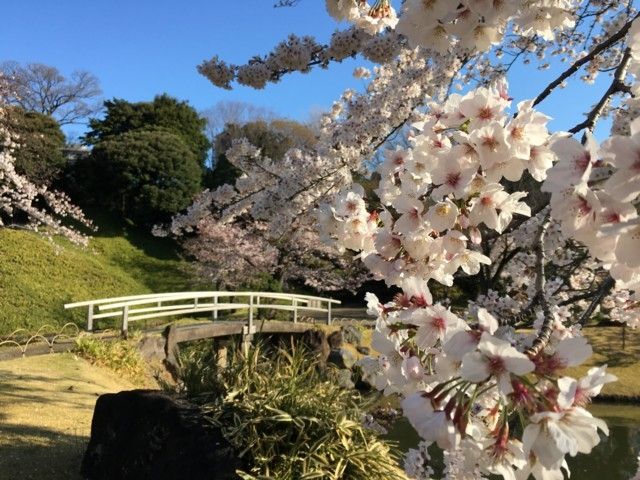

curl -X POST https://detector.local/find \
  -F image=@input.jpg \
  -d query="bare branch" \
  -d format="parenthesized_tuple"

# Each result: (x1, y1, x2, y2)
(568, 47, 634, 134)
(532, 14, 638, 108)
(576, 275, 615, 326)
(525, 214, 553, 357)
(273, 0, 301, 6)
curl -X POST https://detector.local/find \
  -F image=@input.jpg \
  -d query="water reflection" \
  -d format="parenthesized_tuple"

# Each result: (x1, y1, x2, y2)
(385, 403, 640, 479)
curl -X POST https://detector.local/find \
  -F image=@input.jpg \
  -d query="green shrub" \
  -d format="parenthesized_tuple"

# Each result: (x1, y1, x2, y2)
(179, 345, 406, 480)
(74, 335, 148, 385)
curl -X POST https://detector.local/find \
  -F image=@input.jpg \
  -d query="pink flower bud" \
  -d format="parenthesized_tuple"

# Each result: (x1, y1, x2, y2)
(470, 227, 482, 244)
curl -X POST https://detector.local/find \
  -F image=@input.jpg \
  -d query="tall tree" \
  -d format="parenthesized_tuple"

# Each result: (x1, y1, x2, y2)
(0, 75, 91, 244)
(79, 127, 201, 224)
(1, 62, 102, 125)
(207, 119, 316, 188)
(0, 107, 66, 186)
(85, 94, 210, 168)
(194, 4, 640, 476)
(201, 101, 275, 138)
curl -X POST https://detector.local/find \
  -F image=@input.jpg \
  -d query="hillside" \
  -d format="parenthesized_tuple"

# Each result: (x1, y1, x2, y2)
(0, 218, 199, 335)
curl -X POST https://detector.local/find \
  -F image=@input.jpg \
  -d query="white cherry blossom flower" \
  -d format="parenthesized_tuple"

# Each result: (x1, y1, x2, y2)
(522, 408, 607, 470)
(425, 199, 459, 233)
(402, 392, 460, 449)
(542, 133, 598, 193)
(406, 304, 466, 349)
(602, 121, 640, 203)
(460, 332, 535, 394)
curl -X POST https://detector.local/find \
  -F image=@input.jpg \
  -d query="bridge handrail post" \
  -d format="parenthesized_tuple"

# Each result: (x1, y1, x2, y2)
(293, 298, 298, 323)
(249, 294, 254, 331)
(327, 301, 332, 325)
(122, 305, 129, 337)
(87, 303, 95, 331)
(213, 294, 218, 320)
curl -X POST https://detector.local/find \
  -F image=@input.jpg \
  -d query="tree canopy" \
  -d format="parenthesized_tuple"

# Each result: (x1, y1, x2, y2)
(85, 94, 210, 168)
(0, 62, 102, 125)
(0, 107, 66, 186)
(80, 128, 202, 224)
(189, 2, 640, 478)
(207, 119, 317, 188)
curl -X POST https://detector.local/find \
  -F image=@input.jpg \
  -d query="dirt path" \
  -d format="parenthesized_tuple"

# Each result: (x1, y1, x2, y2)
(0, 353, 136, 480)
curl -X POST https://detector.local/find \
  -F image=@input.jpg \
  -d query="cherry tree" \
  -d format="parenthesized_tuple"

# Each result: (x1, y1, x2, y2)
(157, 141, 369, 292)
(183, 1, 640, 478)
(0, 74, 91, 245)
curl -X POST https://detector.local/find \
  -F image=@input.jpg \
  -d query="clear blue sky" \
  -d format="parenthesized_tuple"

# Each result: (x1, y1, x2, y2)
(0, 0, 615, 139)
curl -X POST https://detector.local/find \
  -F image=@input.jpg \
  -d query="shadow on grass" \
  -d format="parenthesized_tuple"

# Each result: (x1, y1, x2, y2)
(585, 326, 640, 368)
(0, 423, 86, 480)
(88, 210, 182, 261)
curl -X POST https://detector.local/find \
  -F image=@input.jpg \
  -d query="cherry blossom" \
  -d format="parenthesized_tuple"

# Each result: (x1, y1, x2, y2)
(190, 3, 640, 478)
(0, 75, 91, 245)
(460, 332, 535, 394)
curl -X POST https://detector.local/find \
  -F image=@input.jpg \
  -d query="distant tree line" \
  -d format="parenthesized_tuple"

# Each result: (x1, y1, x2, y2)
(1, 60, 321, 229)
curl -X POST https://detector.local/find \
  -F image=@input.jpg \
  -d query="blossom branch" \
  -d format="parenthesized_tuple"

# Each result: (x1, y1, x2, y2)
(532, 14, 638, 108)
(576, 275, 616, 326)
(525, 214, 552, 357)
(568, 47, 634, 134)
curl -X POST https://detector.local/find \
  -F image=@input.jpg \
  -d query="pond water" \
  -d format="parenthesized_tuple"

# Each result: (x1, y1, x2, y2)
(384, 403, 640, 479)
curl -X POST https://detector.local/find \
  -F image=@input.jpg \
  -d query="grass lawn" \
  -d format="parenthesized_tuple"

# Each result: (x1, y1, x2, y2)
(0, 353, 141, 480)
(564, 326, 640, 400)
(0, 216, 201, 335)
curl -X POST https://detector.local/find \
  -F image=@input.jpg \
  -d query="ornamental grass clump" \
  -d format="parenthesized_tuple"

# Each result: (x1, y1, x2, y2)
(181, 344, 405, 480)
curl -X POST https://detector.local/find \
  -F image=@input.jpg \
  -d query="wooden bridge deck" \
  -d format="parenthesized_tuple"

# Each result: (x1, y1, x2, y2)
(0, 313, 374, 361)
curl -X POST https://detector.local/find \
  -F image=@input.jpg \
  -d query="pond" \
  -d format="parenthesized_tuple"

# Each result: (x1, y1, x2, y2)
(385, 403, 640, 479)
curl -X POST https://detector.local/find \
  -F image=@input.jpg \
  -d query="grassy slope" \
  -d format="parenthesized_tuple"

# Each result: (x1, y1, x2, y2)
(565, 326, 640, 399)
(0, 217, 199, 335)
(0, 353, 143, 480)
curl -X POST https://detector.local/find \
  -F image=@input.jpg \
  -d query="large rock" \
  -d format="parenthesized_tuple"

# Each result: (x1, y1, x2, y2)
(327, 330, 343, 349)
(341, 325, 362, 345)
(301, 329, 330, 364)
(327, 348, 357, 370)
(81, 390, 240, 480)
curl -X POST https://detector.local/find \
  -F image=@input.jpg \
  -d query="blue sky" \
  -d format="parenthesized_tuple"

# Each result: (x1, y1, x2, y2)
(0, 0, 615, 139)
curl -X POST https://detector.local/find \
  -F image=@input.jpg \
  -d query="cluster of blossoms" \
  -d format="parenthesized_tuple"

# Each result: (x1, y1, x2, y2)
(198, 50, 462, 238)
(396, 0, 576, 53)
(0, 75, 91, 245)
(318, 81, 547, 294)
(190, 2, 640, 478)
(316, 80, 638, 478)
(199, 0, 629, 93)
(542, 123, 640, 327)
(198, 26, 401, 90)
(156, 146, 369, 292)
(356, 278, 615, 478)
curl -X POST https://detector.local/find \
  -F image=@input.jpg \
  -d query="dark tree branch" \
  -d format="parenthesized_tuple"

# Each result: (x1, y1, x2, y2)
(525, 215, 552, 357)
(532, 14, 638, 108)
(576, 275, 616, 326)
(568, 47, 634, 134)
(490, 246, 522, 285)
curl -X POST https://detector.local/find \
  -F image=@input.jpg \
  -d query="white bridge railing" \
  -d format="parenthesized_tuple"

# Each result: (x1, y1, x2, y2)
(64, 291, 341, 335)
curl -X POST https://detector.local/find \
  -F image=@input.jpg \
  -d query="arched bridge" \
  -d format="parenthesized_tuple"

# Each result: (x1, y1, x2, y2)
(64, 291, 342, 341)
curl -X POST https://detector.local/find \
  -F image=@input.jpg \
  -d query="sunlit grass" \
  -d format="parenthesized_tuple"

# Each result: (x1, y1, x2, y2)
(0, 217, 199, 335)
(563, 326, 640, 399)
(0, 353, 140, 479)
